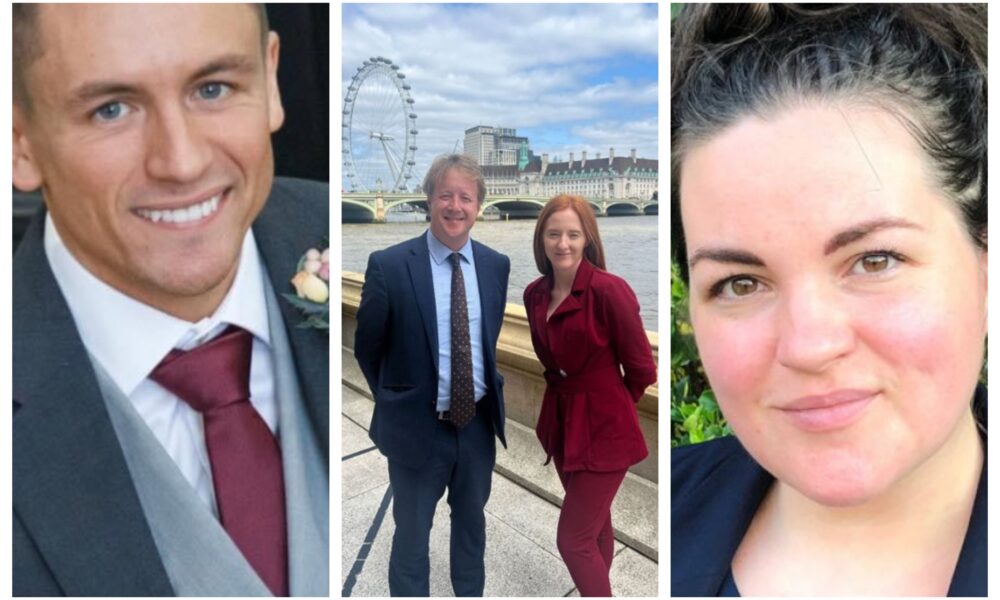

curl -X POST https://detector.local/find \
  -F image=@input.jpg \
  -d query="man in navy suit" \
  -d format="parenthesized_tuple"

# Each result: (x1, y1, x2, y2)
(13, 5, 328, 595)
(355, 154, 510, 596)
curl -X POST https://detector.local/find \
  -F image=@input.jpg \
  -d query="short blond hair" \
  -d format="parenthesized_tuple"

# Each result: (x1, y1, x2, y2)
(423, 154, 486, 205)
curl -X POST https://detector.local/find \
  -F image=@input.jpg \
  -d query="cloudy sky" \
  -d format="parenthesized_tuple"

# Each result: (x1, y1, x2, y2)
(341, 3, 658, 191)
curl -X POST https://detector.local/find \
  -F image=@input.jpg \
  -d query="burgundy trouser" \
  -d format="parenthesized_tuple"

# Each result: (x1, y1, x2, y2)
(553, 455, 628, 597)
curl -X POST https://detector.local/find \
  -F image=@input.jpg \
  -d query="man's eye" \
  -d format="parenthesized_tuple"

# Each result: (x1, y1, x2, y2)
(197, 82, 230, 100)
(93, 101, 129, 122)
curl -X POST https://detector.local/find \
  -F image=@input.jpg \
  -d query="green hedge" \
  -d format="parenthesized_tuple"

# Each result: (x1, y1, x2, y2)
(670, 262, 731, 447)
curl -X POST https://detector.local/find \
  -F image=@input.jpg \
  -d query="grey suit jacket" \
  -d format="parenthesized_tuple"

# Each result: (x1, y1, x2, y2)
(12, 177, 329, 596)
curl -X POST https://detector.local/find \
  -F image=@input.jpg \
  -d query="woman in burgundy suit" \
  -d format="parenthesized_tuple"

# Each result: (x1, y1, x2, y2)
(523, 195, 657, 596)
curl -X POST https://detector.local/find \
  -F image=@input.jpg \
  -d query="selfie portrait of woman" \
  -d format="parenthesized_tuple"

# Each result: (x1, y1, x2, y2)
(670, 4, 987, 597)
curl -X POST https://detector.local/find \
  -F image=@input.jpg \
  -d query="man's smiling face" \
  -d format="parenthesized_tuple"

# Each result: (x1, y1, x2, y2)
(12, 4, 284, 321)
(428, 167, 479, 251)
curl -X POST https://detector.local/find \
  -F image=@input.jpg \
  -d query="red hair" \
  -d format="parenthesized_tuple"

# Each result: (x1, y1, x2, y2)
(533, 194, 606, 275)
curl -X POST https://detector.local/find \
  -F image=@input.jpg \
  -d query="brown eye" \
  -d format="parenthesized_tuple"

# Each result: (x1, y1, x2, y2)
(860, 255, 888, 272)
(730, 278, 758, 296)
(709, 275, 765, 300)
(851, 252, 902, 275)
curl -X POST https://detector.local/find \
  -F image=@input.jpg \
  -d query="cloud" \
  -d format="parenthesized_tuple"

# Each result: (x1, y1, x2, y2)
(342, 3, 659, 190)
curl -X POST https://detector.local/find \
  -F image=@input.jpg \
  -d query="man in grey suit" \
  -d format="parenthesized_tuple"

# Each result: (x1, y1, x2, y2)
(12, 4, 328, 596)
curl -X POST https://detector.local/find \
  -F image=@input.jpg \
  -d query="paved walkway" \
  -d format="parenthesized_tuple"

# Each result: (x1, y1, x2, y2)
(341, 384, 659, 597)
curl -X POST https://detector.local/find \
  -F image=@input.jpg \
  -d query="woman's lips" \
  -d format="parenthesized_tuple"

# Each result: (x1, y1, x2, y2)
(778, 390, 877, 432)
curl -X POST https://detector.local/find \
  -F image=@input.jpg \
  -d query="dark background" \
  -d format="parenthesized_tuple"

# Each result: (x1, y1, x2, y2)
(267, 3, 329, 183)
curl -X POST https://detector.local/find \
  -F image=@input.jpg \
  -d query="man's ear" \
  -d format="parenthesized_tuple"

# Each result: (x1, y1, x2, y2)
(265, 31, 284, 133)
(12, 106, 43, 192)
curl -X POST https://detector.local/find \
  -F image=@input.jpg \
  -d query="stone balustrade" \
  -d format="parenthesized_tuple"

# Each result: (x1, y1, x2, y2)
(342, 271, 659, 483)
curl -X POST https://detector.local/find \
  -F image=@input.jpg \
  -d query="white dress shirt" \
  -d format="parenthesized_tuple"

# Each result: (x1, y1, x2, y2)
(44, 215, 277, 516)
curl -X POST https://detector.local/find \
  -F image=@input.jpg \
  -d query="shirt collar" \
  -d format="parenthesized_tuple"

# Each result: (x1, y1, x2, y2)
(44, 214, 271, 396)
(426, 229, 474, 266)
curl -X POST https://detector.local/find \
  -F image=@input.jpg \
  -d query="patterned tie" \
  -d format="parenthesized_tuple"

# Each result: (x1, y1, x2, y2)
(150, 325, 288, 596)
(449, 252, 476, 428)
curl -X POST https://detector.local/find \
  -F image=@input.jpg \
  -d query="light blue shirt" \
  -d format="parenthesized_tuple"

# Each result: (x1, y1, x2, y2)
(427, 230, 486, 411)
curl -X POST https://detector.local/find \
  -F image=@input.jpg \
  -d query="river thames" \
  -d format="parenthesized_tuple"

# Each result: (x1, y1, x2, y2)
(341, 215, 659, 330)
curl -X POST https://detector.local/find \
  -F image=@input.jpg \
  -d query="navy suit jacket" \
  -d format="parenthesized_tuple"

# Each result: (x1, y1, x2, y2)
(12, 177, 330, 596)
(671, 385, 987, 597)
(354, 233, 510, 468)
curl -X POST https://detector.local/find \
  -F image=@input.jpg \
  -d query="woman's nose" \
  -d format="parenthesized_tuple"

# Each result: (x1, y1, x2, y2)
(775, 281, 856, 373)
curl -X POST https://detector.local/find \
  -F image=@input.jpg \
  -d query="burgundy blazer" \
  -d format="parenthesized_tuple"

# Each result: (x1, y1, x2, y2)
(523, 258, 656, 472)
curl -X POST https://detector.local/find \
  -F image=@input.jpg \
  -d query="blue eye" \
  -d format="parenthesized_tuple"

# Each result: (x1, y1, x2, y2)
(197, 82, 230, 100)
(93, 101, 129, 122)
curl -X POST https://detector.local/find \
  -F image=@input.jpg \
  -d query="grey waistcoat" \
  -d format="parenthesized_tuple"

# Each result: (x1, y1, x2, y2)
(92, 272, 328, 596)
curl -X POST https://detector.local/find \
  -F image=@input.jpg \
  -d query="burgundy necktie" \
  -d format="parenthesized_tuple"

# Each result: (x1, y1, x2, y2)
(151, 325, 288, 596)
(449, 252, 475, 428)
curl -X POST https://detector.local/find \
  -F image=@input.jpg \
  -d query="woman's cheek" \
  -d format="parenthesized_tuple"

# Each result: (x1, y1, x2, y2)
(856, 292, 939, 365)
(694, 313, 776, 425)
(854, 288, 983, 414)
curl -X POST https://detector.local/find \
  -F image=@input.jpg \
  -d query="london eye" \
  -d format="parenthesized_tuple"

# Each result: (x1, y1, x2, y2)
(342, 57, 418, 192)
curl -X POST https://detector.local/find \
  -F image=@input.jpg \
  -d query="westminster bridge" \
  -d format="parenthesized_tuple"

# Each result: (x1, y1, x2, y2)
(342, 192, 658, 223)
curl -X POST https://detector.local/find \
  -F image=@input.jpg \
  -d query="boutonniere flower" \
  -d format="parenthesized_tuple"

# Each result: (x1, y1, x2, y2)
(283, 242, 329, 331)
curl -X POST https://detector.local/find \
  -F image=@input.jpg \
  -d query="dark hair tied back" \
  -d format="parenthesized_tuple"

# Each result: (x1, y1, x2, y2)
(671, 3, 987, 282)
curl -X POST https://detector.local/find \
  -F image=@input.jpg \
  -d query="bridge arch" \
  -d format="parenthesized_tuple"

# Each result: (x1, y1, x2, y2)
(385, 198, 428, 214)
(342, 198, 377, 223)
(481, 197, 547, 219)
(605, 201, 643, 217)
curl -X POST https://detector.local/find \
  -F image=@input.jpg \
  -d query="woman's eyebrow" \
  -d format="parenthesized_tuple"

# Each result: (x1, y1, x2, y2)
(688, 248, 765, 270)
(688, 217, 923, 270)
(824, 217, 923, 255)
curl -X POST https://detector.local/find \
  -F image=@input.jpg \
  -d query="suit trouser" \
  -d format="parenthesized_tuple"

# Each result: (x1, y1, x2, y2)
(553, 455, 627, 597)
(387, 406, 495, 597)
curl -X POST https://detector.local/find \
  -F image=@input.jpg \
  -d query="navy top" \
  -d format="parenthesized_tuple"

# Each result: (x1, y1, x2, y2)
(672, 385, 988, 597)
(718, 569, 739, 597)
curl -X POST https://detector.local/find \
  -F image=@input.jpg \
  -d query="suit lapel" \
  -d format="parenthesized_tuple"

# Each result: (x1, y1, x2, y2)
(471, 242, 496, 351)
(528, 280, 555, 361)
(406, 235, 440, 372)
(549, 293, 582, 320)
(252, 189, 330, 463)
(13, 212, 173, 595)
(548, 258, 595, 321)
